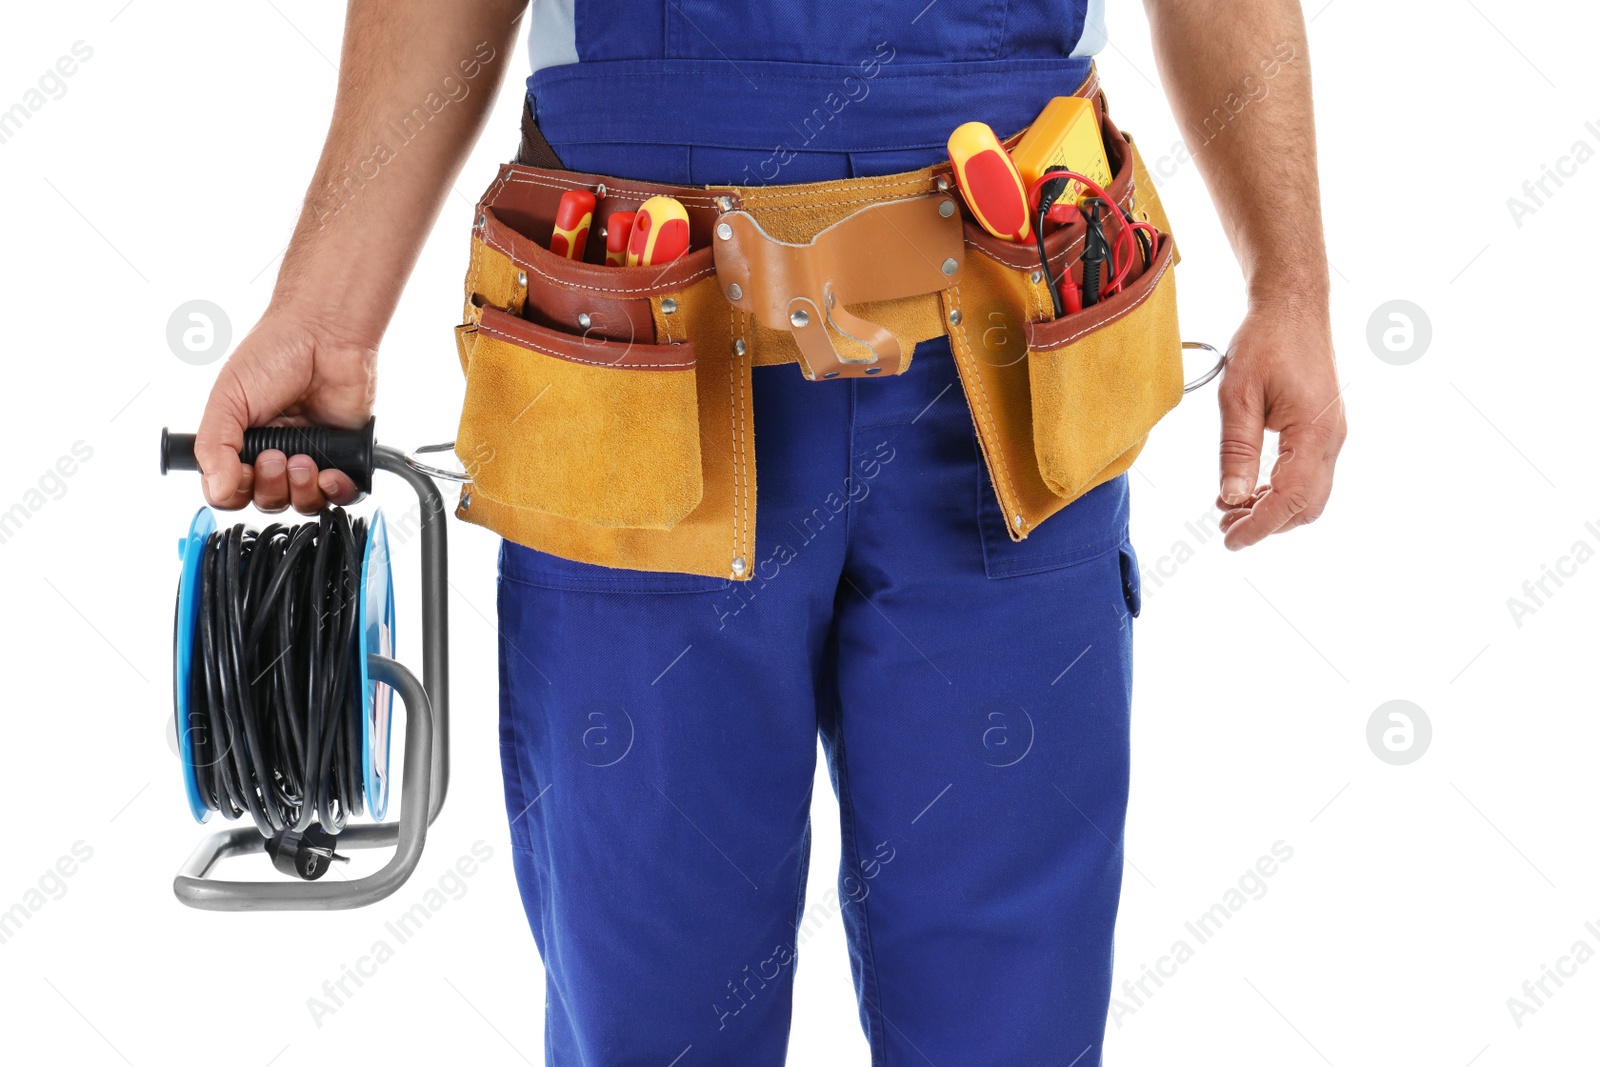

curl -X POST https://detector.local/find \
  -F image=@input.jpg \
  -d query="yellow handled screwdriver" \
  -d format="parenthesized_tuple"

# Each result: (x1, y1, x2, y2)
(626, 195, 691, 266)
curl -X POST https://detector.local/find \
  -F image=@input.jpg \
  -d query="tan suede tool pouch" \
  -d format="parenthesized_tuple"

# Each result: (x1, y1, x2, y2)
(456, 305, 703, 529)
(454, 169, 759, 579)
(937, 99, 1184, 540)
(1025, 231, 1181, 502)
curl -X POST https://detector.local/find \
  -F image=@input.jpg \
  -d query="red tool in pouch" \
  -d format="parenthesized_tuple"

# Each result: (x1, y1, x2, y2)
(946, 121, 1031, 242)
(627, 195, 691, 266)
(550, 190, 596, 260)
(604, 210, 637, 266)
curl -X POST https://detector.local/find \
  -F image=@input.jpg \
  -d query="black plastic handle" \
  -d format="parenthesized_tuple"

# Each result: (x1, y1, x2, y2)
(160, 418, 376, 494)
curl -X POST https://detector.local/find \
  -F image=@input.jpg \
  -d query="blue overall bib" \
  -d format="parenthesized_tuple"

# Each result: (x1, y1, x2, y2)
(498, 4, 1139, 1064)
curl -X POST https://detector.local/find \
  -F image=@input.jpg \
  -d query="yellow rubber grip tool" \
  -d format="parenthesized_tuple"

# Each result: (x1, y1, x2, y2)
(626, 195, 691, 266)
(946, 121, 1031, 242)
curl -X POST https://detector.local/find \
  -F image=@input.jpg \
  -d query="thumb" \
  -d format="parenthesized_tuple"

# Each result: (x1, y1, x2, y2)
(194, 371, 249, 506)
(1217, 372, 1265, 506)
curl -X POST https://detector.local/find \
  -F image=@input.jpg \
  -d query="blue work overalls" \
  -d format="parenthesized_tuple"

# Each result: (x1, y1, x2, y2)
(498, 4, 1139, 1064)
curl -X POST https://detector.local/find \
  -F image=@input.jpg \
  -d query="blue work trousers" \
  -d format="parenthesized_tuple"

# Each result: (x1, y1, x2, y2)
(496, 334, 1141, 1066)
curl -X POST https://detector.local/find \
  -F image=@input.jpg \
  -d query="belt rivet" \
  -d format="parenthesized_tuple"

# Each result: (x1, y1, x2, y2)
(1030, 270, 1042, 284)
(577, 312, 592, 329)
(661, 297, 678, 314)
(716, 222, 733, 241)
(1014, 514, 1025, 529)
(594, 183, 607, 198)
(936, 176, 951, 192)
(731, 556, 747, 575)
(733, 338, 747, 356)
(516, 271, 527, 288)
(865, 367, 882, 375)
(948, 309, 962, 326)
(941, 258, 959, 276)
(728, 283, 743, 300)
(790, 309, 810, 328)
(476, 213, 486, 230)
(823, 371, 840, 379)
(461, 491, 472, 510)
(716, 195, 734, 212)
(939, 199, 956, 218)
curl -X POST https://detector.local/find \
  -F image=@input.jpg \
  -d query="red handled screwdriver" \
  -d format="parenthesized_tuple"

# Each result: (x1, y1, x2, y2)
(627, 195, 691, 266)
(947, 121, 1031, 242)
(550, 190, 597, 260)
(605, 210, 637, 266)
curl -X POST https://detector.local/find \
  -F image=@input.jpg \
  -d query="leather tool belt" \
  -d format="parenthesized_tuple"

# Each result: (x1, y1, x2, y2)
(452, 70, 1185, 581)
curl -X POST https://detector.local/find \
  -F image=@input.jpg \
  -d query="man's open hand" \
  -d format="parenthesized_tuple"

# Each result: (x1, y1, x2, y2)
(1214, 307, 1346, 550)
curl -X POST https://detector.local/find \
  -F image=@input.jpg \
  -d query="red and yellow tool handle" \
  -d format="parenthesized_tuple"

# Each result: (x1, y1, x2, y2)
(550, 190, 596, 260)
(626, 195, 691, 266)
(947, 121, 1031, 242)
(604, 210, 637, 266)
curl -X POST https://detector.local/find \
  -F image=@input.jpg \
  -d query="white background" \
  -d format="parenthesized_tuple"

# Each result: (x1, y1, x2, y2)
(1, 2, 1596, 1064)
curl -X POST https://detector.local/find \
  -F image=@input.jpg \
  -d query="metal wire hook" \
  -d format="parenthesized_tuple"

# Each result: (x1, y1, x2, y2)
(404, 442, 471, 483)
(1182, 341, 1226, 394)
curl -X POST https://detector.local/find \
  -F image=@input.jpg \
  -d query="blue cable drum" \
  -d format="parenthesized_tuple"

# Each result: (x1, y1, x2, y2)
(172, 506, 396, 825)
(173, 507, 216, 823)
(359, 509, 396, 820)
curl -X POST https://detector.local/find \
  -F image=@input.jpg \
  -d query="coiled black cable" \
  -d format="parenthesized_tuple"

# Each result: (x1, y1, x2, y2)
(184, 508, 369, 838)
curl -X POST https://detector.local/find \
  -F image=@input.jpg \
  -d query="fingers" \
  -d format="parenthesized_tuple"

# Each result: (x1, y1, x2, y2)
(252, 450, 290, 512)
(1217, 369, 1266, 507)
(195, 373, 249, 508)
(318, 469, 361, 507)
(1215, 493, 1256, 537)
(216, 465, 256, 511)
(287, 454, 327, 514)
(1221, 424, 1339, 551)
(216, 443, 338, 516)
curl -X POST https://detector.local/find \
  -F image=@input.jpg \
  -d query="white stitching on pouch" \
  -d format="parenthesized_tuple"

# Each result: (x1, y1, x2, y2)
(497, 171, 723, 208)
(945, 284, 1020, 513)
